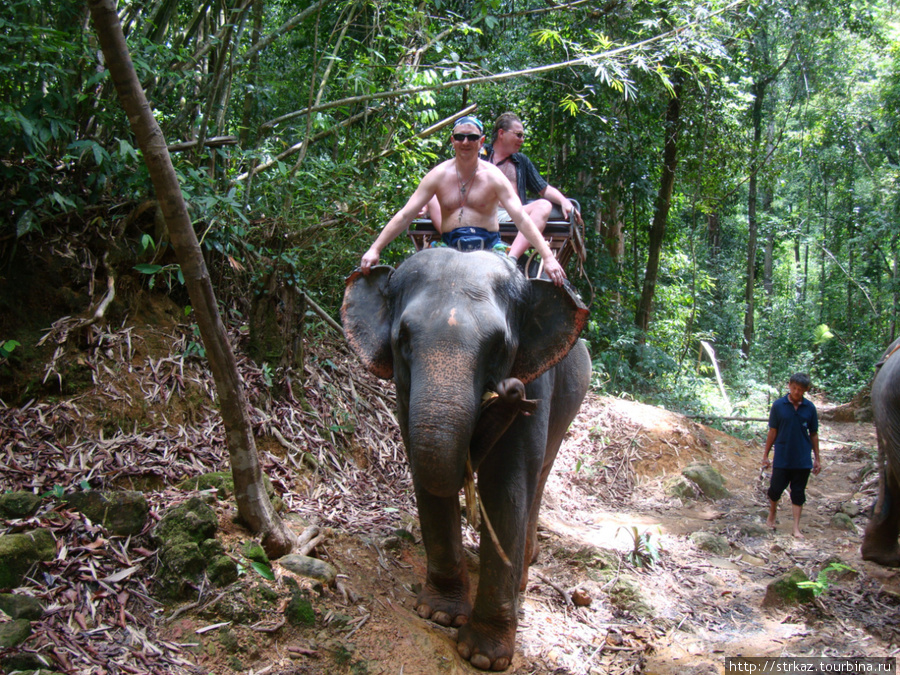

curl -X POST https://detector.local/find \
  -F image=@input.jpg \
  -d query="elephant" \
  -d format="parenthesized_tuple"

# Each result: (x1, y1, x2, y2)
(861, 336, 900, 567)
(341, 248, 591, 671)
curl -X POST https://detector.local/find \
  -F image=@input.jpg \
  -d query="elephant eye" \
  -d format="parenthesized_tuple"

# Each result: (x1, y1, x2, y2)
(396, 321, 412, 357)
(482, 329, 511, 369)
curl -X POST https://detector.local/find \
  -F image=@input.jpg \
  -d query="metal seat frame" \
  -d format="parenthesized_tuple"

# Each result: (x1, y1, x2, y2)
(407, 199, 585, 268)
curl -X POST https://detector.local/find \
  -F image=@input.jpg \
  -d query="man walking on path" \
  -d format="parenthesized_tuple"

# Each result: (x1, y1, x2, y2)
(761, 373, 822, 538)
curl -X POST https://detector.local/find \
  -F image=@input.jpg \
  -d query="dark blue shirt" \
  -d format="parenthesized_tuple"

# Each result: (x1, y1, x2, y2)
(768, 394, 818, 469)
(480, 144, 548, 203)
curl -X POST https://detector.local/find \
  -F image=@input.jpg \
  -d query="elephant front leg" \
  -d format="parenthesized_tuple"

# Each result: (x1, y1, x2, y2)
(414, 489, 472, 627)
(457, 472, 528, 670)
(862, 458, 900, 567)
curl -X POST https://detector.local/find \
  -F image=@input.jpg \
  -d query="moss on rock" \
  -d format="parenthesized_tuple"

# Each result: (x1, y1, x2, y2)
(153, 496, 218, 547)
(153, 497, 221, 600)
(690, 531, 731, 556)
(0, 491, 43, 518)
(682, 463, 730, 500)
(0, 593, 45, 620)
(63, 490, 149, 536)
(663, 475, 698, 501)
(208, 555, 239, 587)
(762, 567, 815, 608)
(0, 619, 33, 649)
(605, 575, 653, 618)
(0, 529, 56, 589)
(286, 593, 316, 627)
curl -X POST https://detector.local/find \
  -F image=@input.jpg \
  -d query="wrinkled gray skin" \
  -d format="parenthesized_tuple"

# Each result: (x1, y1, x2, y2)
(861, 337, 900, 566)
(342, 248, 591, 671)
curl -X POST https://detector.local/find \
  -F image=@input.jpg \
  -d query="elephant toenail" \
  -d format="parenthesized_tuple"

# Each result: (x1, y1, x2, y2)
(470, 654, 491, 670)
(432, 611, 451, 626)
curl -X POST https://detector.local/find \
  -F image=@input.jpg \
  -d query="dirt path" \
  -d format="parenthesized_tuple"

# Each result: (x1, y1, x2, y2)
(4, 262, 894, 674)
(537, 398, 893, 674)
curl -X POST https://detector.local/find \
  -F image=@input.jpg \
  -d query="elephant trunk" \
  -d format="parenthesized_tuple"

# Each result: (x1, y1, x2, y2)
(406, 378, 480, 499)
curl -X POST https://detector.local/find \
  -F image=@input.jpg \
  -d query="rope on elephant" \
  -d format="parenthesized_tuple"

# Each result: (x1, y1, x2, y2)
(465, 456, 513, 569)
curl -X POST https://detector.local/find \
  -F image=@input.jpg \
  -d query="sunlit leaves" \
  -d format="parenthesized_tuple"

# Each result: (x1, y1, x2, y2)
(532, 29, 563, 48)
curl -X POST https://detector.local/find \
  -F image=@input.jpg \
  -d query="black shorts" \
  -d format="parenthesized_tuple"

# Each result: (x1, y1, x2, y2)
(768, 467, 812, 506)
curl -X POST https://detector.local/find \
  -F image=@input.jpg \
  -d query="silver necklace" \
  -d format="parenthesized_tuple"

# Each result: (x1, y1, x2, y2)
(456, 164, 477, 225)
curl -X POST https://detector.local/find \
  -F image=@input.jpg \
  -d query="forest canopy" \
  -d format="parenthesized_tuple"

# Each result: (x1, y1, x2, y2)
(1, 0, 898, 413)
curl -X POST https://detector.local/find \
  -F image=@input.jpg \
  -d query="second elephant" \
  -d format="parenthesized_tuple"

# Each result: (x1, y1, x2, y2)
(861, 336, 900, 566)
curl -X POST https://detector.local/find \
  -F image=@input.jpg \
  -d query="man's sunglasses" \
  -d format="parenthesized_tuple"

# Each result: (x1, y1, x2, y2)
(504, 130, 526, 139)
(452, 133, 482, 142)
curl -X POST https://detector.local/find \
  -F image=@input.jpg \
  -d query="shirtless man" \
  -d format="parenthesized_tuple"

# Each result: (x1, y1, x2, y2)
(359, 116, 566, 286)
(482, 112, 583, 261)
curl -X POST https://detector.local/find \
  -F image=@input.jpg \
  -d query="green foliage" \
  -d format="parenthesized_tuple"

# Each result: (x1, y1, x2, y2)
(0, 340, 21, 360)
(617, 526, 663, 568)
(184, 325, 207, 360)
(812, 324, 834, 346)
(135, 263, 185, 291)
(250, 561, 275, 581)
(796, 563, 855, 597)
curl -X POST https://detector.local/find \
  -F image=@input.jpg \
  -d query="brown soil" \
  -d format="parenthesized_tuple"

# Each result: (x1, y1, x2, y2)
(1, 292, 895, 675)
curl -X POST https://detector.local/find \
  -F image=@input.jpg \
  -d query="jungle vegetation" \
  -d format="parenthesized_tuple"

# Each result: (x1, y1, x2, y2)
(2, 0, 899, 418)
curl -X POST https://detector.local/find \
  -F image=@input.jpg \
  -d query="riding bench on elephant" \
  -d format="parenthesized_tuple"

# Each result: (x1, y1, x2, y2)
(408, 198, 587, 270)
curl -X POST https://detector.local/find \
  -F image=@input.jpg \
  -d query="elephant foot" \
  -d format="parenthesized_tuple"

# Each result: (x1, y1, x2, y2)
(416, 577, 471, 628)
(860, 536, 900, 567)
(457, 615, 516, 671)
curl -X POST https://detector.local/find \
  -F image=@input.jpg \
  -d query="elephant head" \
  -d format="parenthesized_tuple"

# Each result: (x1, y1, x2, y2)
(341, 248, 588, 498)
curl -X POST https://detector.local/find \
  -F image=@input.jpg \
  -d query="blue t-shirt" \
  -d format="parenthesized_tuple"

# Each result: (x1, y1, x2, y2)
(768, 394, 818, 469)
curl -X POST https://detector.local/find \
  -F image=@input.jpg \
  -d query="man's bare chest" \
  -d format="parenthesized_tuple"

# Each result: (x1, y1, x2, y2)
(495, 159, 517, 187)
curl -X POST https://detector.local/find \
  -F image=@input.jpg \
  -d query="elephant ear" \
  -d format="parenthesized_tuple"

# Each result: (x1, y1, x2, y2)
(341, 266, 394, 380)
(511, 279, 589, 385)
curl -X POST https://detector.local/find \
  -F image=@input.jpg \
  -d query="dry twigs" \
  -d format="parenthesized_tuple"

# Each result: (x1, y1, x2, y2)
(0, 317, 414, 674)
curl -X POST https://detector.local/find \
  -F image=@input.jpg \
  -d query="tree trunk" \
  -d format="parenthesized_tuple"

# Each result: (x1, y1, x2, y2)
(635, 79, 682, 335)
(762, 119, 775, 298)
(742, 80, 766, 358)
(741, 35, 794, 357)
(707, 212, 720, 255)
(794, 219, 803, 302)
(87, 0, 296, 558)
(819, 183, 829, 324)
(239, 0, 264, 148)
(892, 231, 899, 341)
(596, 180, 624, 263)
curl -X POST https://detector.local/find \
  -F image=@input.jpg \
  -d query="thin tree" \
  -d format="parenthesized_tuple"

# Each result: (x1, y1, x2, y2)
(741, 30, 794, 358)
(87, 0, 296, 557)
(635, 76, 683, 336)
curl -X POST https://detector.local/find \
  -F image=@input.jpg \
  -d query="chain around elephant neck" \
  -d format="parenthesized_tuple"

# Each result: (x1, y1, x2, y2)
(456, 163, 477, 226)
